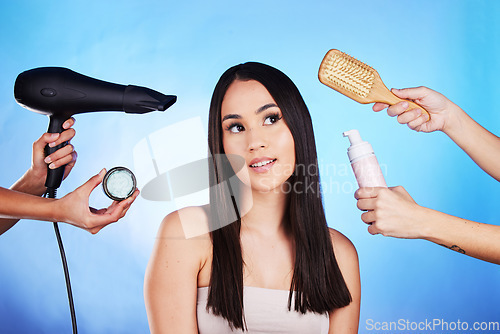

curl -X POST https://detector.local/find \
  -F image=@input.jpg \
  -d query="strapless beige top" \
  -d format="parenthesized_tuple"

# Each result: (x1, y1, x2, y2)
(197, 286, 329, 333)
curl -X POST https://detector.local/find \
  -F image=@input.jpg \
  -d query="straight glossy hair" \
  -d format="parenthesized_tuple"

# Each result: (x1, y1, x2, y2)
(206, 62, 351, 330)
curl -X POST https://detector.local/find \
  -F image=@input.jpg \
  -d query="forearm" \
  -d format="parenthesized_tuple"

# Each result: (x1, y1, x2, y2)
(419, 206, 500, 265)
(0, 171, 49, 235)
(0, 188, 58, 233)
(10, 168, 47, 196)
(444, 106, 500, 181)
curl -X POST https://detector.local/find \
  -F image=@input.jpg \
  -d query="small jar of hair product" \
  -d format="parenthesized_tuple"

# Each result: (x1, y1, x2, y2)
(102, 167, 137, 201)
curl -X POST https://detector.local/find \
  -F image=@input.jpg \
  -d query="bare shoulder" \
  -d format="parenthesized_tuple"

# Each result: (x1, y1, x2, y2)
(328, 228, 358, 263)
(147, 205, 212, 283)
(158, 204, 212, 241)
(153, 205, 212, 270)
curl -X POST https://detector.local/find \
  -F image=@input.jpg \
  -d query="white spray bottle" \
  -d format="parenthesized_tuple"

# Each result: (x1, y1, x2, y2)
(343, 129, 387, 188)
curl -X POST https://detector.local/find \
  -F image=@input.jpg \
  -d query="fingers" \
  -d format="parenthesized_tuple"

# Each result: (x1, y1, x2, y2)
(374, 88, 431, 129)
(107, 189, 140, 220)
(375, 97, 417, 118)
(62, 151, 78, 180)
(354, 187, 383, 200)
(356, 188, 385, 236)
(389, 101, 429, 131)
(356, 198, 376, 211)
(33, 132, 59, 159)
(94, 188, 139, 218)
(372, 102, 389, 112)
(361, 209, 381, 236)
(360, 210, 375, 224)
(33, 119, 77, 170)
(44, 144, 76, 169)
(62, 117, 76, 130)
(86, 188, 140, 234)
(36, 118, 76, 150)
(406, 112, 429, 130)
(386, 101, 409, 117)
(367, 224, 379, 235)
(47, 127, 76, 148)
(396, 107, 422, 124)
(88, 225, 105, 235)
(112, 189, 140, 217)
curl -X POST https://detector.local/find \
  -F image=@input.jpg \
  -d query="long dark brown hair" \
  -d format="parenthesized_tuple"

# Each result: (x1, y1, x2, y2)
(206, 62, 351, 330)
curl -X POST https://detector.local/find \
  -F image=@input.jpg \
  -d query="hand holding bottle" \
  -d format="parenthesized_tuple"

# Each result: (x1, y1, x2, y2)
(354, 186, 425, 238)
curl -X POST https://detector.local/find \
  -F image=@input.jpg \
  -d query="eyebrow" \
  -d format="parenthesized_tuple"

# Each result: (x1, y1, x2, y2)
(222, 103, 279, 122)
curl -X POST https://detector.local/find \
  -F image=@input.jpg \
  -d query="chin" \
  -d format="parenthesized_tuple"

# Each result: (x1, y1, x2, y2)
(249, 177, 290, 194)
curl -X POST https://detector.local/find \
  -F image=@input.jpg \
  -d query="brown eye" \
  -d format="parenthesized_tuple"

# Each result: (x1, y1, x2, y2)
(264, 113, 282, 125)
(227, 123, 244, 133)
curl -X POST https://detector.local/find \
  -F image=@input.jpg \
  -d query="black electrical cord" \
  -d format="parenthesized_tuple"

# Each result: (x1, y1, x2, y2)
(44, 189, 78, 334)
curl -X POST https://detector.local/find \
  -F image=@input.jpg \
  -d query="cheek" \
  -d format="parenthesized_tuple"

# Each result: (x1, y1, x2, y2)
(222, 135, 247, 173)
(222, 133, 239, 155)
(277, 129, 296, 167)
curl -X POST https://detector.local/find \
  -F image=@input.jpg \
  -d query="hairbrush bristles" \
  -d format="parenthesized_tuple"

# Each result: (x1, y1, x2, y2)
(319, 50, 375, 98)
(318, 49, 431, 119)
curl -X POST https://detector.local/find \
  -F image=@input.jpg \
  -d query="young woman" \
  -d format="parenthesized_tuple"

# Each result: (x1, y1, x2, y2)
(145, 62, 360, 333)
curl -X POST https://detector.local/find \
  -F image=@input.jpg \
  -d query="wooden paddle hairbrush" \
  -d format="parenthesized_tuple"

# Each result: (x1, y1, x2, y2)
(318, 49, 430, 120)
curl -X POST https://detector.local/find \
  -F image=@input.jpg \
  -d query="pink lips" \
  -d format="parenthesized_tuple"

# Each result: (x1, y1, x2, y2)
(249, 157, 277, 173)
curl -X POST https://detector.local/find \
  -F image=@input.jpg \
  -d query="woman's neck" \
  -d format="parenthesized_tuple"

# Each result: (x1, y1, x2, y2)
(240, 189, 289, 237)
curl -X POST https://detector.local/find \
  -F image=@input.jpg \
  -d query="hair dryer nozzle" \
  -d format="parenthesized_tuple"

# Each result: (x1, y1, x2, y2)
(123, 85, 177, 114)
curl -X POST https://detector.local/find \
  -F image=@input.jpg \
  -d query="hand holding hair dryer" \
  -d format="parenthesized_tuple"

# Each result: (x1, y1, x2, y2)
(12, 67, 176, 334)
(343, 129, 387, 188)
(14, 67, 177, 191)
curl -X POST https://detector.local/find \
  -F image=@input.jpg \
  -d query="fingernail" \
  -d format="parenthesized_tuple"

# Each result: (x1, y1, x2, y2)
(99, 168, 106, 176)
(48, 142, 57, 148)
(402, 101, 409, 109)
(44, 156, 52, 163)
(49, 163, 56, 169)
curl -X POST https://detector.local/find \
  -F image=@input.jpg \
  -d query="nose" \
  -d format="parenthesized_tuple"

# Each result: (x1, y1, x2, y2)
(247, 127, 267, 152)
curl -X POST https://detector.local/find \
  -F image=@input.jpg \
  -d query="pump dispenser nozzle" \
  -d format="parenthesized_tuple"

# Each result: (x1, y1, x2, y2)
(343, 129, 363, 146)
(343, 129, 375, 164)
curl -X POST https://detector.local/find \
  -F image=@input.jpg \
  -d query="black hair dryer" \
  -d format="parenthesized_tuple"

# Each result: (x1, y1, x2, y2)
(14, 67, 177, 192)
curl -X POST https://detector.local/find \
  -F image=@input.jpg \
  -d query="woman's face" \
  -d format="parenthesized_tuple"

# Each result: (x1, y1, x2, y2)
(220, 79, 295, 193)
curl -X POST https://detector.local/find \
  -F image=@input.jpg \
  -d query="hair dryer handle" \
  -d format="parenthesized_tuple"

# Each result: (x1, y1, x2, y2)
(44, 116, 68, 191)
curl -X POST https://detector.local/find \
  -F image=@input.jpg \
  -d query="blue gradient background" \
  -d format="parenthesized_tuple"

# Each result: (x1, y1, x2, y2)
(0, 1, 499, 333)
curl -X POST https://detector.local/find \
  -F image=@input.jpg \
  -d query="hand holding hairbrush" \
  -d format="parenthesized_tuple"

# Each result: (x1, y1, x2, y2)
(318, 49, 430, 120)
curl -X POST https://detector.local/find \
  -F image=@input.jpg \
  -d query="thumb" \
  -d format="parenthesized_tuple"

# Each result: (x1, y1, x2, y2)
(80, 168, 107, 195)
(392, 86, 429, 101)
